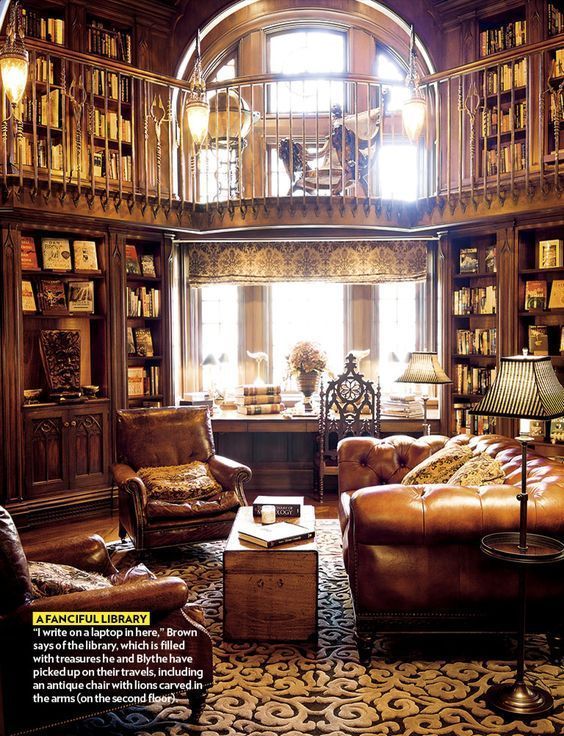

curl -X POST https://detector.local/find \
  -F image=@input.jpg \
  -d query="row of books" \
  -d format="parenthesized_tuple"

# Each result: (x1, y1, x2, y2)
(454, 405, 496, 436)
(548, 3, 564, 38)
(455, 365, 497, 396)
(20, 89, 62, 129)
(453, 285, 496, 315)
(524, 279, 564, 310)
(35, 57, 56, 85)
(480, 20, 526, 57)
(456, 328, 497, 355)
(127, 327, 155, 357)
(235, 384, 282, 415)
(21, 236, 99, 272)
(20, 137, 63, 172)
(483, 101, 526, 136)
(126, 287, 161, 318)
(550, 90, 564, 124)
(127, 366, 161, 398)
(485, 141, 526, 176)
(528, 324, 564, 355)
(91, 151, 133, 182)
(89, 71, 131, 103)
(88, 22, 132, 63)
(125, 246, 157, 277)
(22, 8, 64, 45)
(554, 49, 564, 77)
(459, 246, 496, 274)
(92, 109, 132, 143)
(485, 60, 527, 94)
(22, 278, 94, 315)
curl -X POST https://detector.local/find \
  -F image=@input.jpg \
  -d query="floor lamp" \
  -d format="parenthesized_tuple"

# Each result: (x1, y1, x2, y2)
(395, 351, 451, 435)
(471, 353, 564, 718)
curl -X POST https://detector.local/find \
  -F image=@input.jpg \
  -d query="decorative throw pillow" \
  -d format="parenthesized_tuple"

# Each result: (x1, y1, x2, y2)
(448, 452, 506, 486)
(28, 560, 112, 598)
(110, 563, 156, 586)
(138, 461, 222, 503)
(401, 444, 473, 485)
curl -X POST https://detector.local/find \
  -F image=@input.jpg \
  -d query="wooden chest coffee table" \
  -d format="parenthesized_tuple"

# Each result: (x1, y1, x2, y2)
(223, 505, 318, 641)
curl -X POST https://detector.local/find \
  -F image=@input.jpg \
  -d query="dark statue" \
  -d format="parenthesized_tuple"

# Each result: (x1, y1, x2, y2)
(39, 330, 82, 401)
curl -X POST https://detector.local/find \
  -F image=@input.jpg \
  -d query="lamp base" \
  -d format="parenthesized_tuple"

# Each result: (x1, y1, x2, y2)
(486, 681, 553, 718)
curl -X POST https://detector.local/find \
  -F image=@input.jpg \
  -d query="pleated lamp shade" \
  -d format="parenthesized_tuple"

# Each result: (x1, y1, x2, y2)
(471, 355, 564, 419)
(396, 352, 451, 385)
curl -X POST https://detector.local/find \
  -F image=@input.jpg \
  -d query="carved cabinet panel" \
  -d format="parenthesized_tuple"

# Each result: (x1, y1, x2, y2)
(23, 400, 110, 499)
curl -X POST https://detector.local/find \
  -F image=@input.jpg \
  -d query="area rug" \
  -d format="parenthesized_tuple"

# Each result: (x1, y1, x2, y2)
(71, 520, 564, 736)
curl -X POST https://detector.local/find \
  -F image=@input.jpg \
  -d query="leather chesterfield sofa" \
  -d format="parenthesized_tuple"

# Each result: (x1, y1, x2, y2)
(0, 505, 213, 735)
(337, 433, 564, 662)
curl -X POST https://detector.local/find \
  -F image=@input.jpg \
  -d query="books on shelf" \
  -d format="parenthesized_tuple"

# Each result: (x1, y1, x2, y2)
(237, 403, 283, 415)
(88, 20, 132, 63)
(38, 279, 67, 315)
(548, 279, 564, 309)
(252, 496, 304, 518)
(22, 89, 62, 128)
(548, 3, 564, 37)
(125, 245, 141, 275)
(140, 254, 156, 277)
(485, 141, 526, 176)
(456, 328, 496, 355)
(133, 327, 154, 356)
(127, 367, 145, 397)
(22, 8, 64, 45)
(483, 101, 526, 136)
(538, 239, 563, 269)
(485, 246, 497, 273)
(90, 70, 131, 102)
(528, 325, 549, 356)
(455, 365, 497, 395)
(453, 285, 496, 315)
(126, 287, 160, 317)
(454, 404, 496, 436)
(485, 59, 527, 94)
(525, 280, 547, 311)
(92, 109, 132, 142)
(35, 56, 55, 84)
(21, 280, 37, 313)
(68, 281, 94, 314)
(91, 150, 133, 181)
(480, 20, 526, 56)
(73, 241, 99, 272)
(127, 327, 136, 355)
(21, 136, 63, 172)
(21, 236, 39, 270)
(459, 248, 478, 274)
(238, 520, 314, 548)
(41, 238, 72, 271)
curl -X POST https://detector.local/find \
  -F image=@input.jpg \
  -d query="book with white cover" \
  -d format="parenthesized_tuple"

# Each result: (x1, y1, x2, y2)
(238, 519, 314, 548)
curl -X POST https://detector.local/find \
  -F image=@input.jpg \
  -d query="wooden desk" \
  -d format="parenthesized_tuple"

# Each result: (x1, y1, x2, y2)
(211, 410, 440, 494)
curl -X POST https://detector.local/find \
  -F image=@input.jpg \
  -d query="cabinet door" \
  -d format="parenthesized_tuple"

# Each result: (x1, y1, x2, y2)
(67, 403, 110, 489)
(23, 408, 68, 498)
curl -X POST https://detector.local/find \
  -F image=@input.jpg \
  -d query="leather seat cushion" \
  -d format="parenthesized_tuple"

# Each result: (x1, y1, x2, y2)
(138, 461, 222, 503)
(401, 444, 473, 485)
(448, 452, 505, 486)
(146, 490, 241, 520)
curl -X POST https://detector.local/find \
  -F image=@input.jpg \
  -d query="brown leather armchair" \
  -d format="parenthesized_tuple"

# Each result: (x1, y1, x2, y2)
(112, 407, 251, 552)
(338, 434, 564, 662)
(0, 505, 213, 735)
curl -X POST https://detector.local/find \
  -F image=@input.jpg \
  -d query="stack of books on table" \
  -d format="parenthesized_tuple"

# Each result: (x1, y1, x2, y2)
(382, 394, 424, 418)
(235, 385, 283, 415)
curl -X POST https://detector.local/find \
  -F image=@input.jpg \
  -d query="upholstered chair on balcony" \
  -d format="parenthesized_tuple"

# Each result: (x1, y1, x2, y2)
(0, 505, 213, 734)
(112, 407, 251, 552)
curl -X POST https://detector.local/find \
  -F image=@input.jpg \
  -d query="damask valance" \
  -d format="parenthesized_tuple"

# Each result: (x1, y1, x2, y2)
(186, 240, 429, 285)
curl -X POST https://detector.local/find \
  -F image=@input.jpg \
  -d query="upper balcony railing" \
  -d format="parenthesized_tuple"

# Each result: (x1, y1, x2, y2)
(1, 37, 563, 226)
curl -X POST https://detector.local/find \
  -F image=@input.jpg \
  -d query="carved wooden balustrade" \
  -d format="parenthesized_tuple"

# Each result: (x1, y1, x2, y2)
(1, 38, 563, 229)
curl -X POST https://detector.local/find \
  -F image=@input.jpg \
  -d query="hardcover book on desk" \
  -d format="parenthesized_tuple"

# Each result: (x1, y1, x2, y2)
(253, 496, 304, 517)
(238, 519, 314, 548)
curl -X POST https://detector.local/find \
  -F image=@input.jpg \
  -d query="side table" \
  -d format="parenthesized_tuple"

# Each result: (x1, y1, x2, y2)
(480, 530, 564, 718)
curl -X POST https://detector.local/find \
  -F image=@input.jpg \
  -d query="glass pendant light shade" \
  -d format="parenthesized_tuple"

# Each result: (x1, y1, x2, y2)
(0, 2, 29, 106)
(402, 94, 426, 143)
(186, 98, 210, 145)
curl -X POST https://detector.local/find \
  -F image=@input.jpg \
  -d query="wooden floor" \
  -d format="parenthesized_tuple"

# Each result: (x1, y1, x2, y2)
(18, 489, 340, 546)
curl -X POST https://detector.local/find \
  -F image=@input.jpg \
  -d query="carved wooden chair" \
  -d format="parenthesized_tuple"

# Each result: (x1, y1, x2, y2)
(318, 353, 381, 502)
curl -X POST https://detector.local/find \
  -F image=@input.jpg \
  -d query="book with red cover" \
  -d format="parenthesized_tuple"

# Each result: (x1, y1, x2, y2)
(21, 236, 39, 270)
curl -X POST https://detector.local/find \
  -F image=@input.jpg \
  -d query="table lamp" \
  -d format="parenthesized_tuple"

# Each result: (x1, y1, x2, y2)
(395, 351, 451, 434)
(471, 353, 564, 718)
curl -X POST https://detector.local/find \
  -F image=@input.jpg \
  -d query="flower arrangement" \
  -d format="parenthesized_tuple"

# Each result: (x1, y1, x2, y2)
(287, 341, 328, 375)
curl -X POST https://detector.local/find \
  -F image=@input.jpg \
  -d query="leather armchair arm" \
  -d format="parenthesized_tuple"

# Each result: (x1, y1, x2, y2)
(11, 577, 189, 623)
(208, 454, 251, 502)
(349, 482, 564, 546)
(112, 463, 148, 506)
(23, 534, 117, 576)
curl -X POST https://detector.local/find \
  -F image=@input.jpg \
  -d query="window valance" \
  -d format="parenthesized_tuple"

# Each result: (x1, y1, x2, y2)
(186, 240, 429, 285)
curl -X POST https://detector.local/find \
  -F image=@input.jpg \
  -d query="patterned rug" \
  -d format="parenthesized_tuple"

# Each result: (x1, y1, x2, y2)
(68, 520, 564, 736)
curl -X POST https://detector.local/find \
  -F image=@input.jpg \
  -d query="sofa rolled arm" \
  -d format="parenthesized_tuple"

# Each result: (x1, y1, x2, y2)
(112, 463, 148, 506)
(23, 534, 116, 576)
(338, 434, 450, 494)
(349, 481, 564, 547)
(208, 454, 251, 504)
(11, 577, 189, 623)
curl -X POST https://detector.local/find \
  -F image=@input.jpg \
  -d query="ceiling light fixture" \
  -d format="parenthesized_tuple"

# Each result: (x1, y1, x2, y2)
(402, 25, 426, 144)
(185, 30, 210, 147)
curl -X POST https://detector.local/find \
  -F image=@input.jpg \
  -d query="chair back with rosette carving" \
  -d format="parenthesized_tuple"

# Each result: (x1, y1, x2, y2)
(319, 353, 381, 472)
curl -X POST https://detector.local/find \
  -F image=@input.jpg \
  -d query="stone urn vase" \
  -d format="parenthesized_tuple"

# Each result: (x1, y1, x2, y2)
(297, 370, 320, 412)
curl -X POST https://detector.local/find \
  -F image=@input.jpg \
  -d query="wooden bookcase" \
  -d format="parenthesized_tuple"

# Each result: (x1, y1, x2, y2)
(445, 231, 499, 437)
